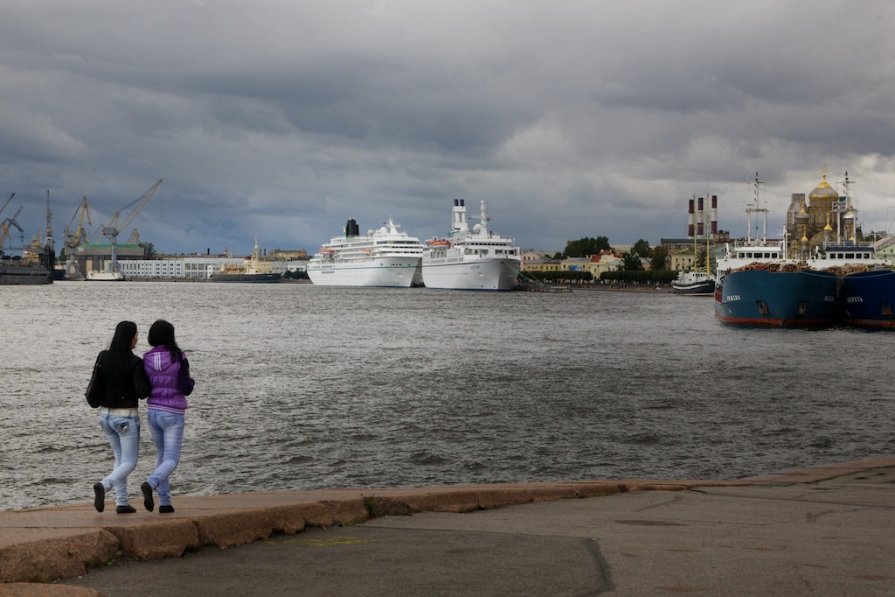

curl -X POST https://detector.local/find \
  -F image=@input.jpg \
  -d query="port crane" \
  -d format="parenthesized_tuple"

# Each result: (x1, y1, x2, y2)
(93, 178, 163, 275)
(62, 196, 93, 276)
(0, 206, 25, 254)
(0, 192, 14, 218)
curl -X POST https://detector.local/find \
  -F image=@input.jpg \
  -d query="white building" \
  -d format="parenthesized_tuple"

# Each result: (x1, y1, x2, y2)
(116, 257, 308, 279)
(117, 257, 240, 279)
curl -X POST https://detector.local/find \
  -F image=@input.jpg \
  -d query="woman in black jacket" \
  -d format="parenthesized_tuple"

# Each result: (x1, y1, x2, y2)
(90, 321, 152, 513)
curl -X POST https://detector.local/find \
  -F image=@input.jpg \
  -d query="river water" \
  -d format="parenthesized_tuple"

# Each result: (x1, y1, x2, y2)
(1, 282, 893, 511)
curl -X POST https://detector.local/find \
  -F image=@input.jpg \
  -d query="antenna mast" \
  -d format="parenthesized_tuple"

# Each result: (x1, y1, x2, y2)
(745, 172, 768, 244)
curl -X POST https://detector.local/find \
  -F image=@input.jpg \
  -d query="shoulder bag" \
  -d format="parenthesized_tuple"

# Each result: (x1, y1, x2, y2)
(85, 351, 105, 408)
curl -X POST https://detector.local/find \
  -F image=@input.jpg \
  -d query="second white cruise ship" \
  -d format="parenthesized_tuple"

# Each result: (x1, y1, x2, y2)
(307, 217, 424, 287)
(422, 199, 521, 291)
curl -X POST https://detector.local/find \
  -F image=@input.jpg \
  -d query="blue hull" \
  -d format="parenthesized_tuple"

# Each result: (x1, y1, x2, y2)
(839, 269, 895, 329)
(715, 268, 838, 328)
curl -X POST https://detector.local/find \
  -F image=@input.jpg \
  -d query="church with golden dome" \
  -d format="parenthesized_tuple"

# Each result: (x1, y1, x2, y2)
(785, 172, 860, 258)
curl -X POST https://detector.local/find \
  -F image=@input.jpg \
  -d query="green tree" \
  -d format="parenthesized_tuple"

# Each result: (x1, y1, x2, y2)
(622, 252, 644, 271)
(632, 239, 652, 257)
(563, 236, 612, 258)
(649, 245, 669, 271)
(139, 242, 157, 258)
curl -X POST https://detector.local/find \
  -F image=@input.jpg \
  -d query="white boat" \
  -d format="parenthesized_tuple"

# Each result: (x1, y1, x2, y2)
(307, 217, 424, 287)
(671, 270, 715, 295)
(422, 199, 521, 291)
(86, 270, 126, 281)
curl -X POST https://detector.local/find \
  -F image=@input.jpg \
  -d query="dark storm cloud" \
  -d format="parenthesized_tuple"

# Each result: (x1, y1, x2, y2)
(1, 1, 893, 254)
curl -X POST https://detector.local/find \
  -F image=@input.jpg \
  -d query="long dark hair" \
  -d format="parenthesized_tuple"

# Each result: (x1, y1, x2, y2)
(147, 319, 183, 361)
(104, 320, 138, 390)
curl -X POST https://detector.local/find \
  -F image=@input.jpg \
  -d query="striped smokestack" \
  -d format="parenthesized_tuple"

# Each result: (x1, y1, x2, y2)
(688, 198, 695, 238)
(697, 197, 705, 237)
(711, 195, 718, 236)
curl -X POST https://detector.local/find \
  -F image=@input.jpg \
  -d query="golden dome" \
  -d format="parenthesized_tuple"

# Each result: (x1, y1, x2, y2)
(809, 175, 839, 203)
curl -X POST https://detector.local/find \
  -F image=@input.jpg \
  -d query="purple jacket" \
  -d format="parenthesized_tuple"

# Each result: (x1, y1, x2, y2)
(144, 345, 192, 414)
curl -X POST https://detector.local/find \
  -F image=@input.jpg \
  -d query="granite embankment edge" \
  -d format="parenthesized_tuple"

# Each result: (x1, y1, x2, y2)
(1, 455, 893, 591)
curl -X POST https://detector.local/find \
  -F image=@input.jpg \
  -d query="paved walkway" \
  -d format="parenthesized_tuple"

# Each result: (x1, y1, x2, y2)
(1, 456, 893, 596)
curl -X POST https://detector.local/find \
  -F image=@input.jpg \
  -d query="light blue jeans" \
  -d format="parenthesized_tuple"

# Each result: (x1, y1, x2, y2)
(100, 413, 141, 506)
(147, 409, 185, 506)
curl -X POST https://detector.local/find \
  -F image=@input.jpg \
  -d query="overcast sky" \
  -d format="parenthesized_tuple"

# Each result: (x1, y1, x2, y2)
(2, 1, 894, 255)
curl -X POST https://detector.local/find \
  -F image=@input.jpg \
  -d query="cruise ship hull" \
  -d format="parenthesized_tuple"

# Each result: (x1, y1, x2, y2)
(308, 258, 422, 287)
(715, 268, 838, 328)
(838, 269, 895, 329)
(422, 258, 520, 291)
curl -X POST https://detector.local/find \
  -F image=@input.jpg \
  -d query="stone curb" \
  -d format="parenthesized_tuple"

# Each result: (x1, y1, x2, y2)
(2, 456, 893, 591)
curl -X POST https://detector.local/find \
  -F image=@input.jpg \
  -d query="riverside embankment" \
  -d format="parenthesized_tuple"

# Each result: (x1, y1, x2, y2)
(2, 456, 894, 595)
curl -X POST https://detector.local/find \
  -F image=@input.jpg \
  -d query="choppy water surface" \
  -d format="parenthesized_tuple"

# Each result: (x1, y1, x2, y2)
(1, 282, 893, 510)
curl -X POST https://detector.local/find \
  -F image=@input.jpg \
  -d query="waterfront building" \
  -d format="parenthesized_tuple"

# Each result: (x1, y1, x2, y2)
(587, 250, 624, 278)
(522, 251, 562, 273)
(116, 256, 308, 280)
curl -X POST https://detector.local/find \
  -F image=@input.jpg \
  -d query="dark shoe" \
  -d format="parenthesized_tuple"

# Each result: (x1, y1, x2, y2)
(116, 504, 136, 514)
(93, 482, 105, 513)
(159, 505, 175, 514)
(141, 482, 155, 512)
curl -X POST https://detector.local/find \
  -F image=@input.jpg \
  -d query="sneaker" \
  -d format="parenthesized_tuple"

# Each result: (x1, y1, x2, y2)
(116, 504, 136, 514)
(93, 482, 105, 513)
(159, 505, 175, 514)
(141, 482, 155, 512)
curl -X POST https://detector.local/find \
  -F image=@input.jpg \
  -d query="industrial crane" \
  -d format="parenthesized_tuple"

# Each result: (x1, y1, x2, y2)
(61, 196, 93, 277)
(0, 206, 25, 254)
(93, 178, 163, 276)
(0, 193, 14, 220)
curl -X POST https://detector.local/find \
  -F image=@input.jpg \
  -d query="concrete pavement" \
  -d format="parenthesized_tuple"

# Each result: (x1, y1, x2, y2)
(1, 456, 893, 596)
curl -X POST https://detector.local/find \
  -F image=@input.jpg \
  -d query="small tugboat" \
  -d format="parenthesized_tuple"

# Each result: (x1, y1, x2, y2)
(673, 194, 715, 296)
(672, 270, 715, 295)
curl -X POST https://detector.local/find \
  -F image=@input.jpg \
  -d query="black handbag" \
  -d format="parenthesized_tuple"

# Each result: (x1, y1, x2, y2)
(85, 351, 105, 408)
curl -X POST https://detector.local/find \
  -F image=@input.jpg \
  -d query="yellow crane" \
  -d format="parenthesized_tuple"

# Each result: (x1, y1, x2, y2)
(62, 196, 93, 277)
(0, 205, 24, 253)
(64, 196, 93, 249)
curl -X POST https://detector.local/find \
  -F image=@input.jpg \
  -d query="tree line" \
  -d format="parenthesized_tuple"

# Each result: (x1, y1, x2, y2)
(560, 237, 670, 272)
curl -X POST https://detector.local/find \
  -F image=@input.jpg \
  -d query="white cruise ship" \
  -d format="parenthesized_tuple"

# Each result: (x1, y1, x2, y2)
(422, 199, 521, 291)
(307, 217, 424, 287)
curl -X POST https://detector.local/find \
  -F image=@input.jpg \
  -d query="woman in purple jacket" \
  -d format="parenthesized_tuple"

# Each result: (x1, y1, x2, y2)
(140, 319, 194, 513)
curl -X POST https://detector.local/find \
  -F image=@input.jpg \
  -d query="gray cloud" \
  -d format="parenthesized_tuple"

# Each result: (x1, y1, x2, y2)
(2, 0, 894, 255)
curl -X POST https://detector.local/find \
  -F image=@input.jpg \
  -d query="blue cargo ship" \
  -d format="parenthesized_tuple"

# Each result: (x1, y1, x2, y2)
(808, 244, 894, 330)
(714, 266, 838, 328)
(838, 269, 895, 329)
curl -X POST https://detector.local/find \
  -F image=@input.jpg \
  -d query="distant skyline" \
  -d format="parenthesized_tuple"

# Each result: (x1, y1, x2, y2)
(2, 1, 894, 255)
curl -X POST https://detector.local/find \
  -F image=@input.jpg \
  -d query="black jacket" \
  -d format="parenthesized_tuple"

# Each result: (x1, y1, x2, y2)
(94, 350, 152, 409)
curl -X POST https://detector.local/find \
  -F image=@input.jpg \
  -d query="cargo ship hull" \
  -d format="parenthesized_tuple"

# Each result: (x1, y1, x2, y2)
(0, 261, 53, 285)
(715, 268, 838, 328)
(211, 273, 282, 283)
(838, 269, 895, 329)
